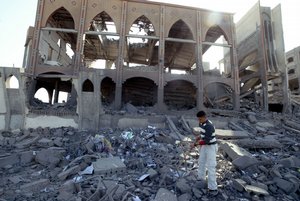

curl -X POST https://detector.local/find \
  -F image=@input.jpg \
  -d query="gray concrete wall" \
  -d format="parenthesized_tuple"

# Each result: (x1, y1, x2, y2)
(25, 115, 78, 129)
(236, 2, 260, 44)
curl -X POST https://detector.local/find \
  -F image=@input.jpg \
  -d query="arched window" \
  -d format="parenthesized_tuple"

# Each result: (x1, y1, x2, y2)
(84, 11, 119, 69)
(82, 79, 94, 92)
(5, 75, 19, 89)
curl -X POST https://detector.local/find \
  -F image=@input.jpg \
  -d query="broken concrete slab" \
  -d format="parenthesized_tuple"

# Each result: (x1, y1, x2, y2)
(20, 179, 50, 192)
(35, 148, 63, 167)
(15, 135, 40, 149)
(232, 178, 247, 192)
(232, 155, 260, 170)
(37, 138, 54, 147)
(92, 157, 126, 175)
(219, 142, 253, 161)
(279, 156, 300, 168)
(154, 188, 178, 201)
(57, 165, 81, 181)
(273, 177, 298, 194)
(236, 138, 282, 149)
(215, 129, 250, 139)
(245, 185, 269, 196)
(176, 178, 192, 194)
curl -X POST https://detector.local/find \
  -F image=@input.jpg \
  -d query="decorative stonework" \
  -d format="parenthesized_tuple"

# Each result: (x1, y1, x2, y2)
(92, 3, 97, 8)
(112, 5, 117, 10)
(50, 0, 55, 3)
(72, 1, 76, 6)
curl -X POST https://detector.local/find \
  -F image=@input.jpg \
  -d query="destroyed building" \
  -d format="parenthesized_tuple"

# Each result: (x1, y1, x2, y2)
(0, 0, 289, 130)
(0, 1, 300, 201)
(286, 46, 300, 109)
(235, 2, 289, 113)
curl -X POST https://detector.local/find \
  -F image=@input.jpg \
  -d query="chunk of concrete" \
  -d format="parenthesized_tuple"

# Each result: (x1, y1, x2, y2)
(232, 178, 246, 192)
(232, 155, 259, 170)
(57, 180, 76, 201)
(92, 157, 126, 175)
(219, 142, 253, 161)
(176, 178, 191, 194)
(273, 177, 298, 194)
(178, 193, 191, 201)
(279, 156, 300, 168)
(35, 148, 63, 167)
(154, 188, 178, 201)
(0, 154, 19, 168)
(245, 185, 269, 196)
(215, 129, 250, 139)
(20, 179, 50, 192)
(37, 138, 54, 147)
(57, 165, 81, 181)
(20, 151, 35, 165)
(15, 135, 40, 149)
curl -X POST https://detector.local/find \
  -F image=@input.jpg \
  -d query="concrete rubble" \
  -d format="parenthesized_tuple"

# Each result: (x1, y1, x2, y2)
(0, 108, 300, 201)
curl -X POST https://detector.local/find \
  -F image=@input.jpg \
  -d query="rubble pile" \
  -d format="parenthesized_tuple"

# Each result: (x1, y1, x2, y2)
(0, 110, 300, 201)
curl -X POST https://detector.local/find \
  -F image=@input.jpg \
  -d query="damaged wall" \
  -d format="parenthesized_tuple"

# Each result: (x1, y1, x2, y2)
(235, 2, 288, 111)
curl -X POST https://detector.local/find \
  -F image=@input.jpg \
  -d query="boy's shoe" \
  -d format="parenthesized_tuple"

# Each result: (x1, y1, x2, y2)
(208, 189, 218, 197)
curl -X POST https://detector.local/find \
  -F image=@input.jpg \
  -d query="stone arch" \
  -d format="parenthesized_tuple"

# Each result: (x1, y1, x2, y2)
(101, 77, 116, 106)
(5, 75, 19, 89)
(122, 77, 157, 106)
(45, 7, 75, 29)
(84, 11, 119, 68)
(82, 79, 94, 92)
(128, 15, 156, 36)
(87, 11, 117, 33)
(164, 80, 197, 110)
(85, 9, 120, 33)
(204, 25, 229, 44)
(167, 19, 194, 40)
(34, 87, 51, 103)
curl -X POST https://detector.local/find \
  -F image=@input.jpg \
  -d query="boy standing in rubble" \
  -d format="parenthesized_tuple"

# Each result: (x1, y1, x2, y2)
(191, 110, 218, 196)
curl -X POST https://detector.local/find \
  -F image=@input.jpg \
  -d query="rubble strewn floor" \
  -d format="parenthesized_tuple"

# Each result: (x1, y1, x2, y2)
(0, 107, 300, 201)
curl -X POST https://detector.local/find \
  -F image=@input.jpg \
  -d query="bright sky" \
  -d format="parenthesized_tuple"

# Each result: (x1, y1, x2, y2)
(0, 0, 299, 67)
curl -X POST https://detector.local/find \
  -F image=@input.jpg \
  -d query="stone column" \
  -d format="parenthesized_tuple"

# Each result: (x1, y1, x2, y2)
(230, 15, 240, 110)
(157, 5, 166, 110)
(115, 1, 127, 109)
(196, 11, 204, 110)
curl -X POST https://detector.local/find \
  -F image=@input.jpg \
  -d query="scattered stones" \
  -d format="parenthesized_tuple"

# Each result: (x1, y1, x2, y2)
(0, 110, 300, 201)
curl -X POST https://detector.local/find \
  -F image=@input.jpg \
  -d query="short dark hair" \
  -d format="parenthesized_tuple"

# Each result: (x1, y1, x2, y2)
(197, 110, 206, 117)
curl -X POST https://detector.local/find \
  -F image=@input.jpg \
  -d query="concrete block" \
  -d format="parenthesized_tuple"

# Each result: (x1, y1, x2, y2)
(37, 138, 54, 147)
(57, 180, 76, 201)
(20, 151, 35, 164)
(176, 178, 191, 194)
(219, 142, 253, 161)
(117, 118, 148, 129)
(154, 188, 178, 201)
(273, 177, 298, 194)
(15, 135, 40, 149)
(215, 129, 250, 139)
(57, 165, 81, 181)
(35, 148, 62, 167)
(245, 185, 269, 196)
(0, 154, 19, 168)
(232, 178, 247, 192)
(20, 179, 50, 192)
(232, 155, 259, 170)
(279, 156, 300, 168)
(178, 193, 191, 201)
(92, 157, 126, 176)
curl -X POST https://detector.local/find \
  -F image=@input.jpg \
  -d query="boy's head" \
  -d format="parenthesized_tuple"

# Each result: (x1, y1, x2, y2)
(197, 110, 207, 124)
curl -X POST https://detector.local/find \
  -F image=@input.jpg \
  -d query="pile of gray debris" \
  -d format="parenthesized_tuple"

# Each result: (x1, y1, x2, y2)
(0, 109, 299, 201)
